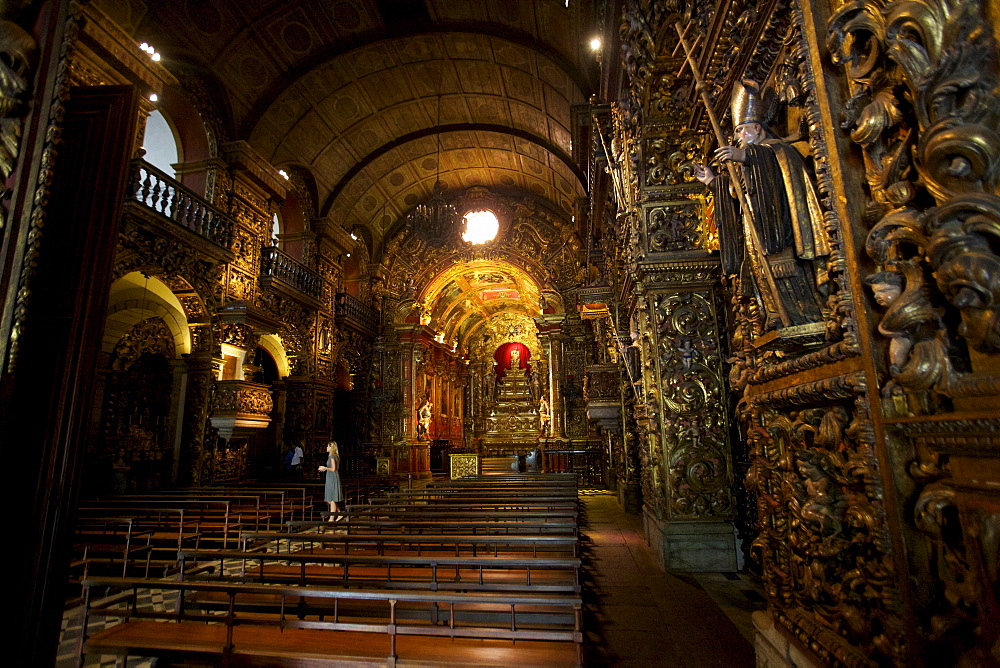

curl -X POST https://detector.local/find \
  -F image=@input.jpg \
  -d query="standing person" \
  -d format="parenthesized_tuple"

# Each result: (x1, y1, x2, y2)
(318, 441, 343, 521)
(290, 441, 304, 474)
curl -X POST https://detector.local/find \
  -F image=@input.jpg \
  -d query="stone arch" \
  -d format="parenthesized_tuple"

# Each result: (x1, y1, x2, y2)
(104, 272, 191, 359)
(258, 333, 291, 379)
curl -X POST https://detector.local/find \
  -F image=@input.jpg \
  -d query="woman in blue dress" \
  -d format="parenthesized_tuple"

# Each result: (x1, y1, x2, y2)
(318, 441, 343, 520)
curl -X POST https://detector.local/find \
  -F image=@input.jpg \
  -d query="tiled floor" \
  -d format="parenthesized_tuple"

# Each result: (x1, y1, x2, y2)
(58, 486, 763, 666)
(580, 490, 761, 666)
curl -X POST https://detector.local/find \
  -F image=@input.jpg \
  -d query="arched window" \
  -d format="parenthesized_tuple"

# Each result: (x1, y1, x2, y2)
(142, 110, 179, 176)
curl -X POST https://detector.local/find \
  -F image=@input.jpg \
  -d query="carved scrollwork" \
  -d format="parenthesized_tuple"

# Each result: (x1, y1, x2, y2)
(644, 135, 703, 188)
(926, 194, 1000, 354)
(110, 317, 176, 371)
(748, 403, 904, 663)
(211, 381, 273, 417)
(0, 14, 37, 229)
(646, 203, 702, 252)
(831, 0, 1000, 409)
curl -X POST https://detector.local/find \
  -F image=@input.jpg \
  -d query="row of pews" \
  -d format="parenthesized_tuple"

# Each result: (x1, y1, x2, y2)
(68, 475, 398, 593)
(75, 473, 584, 666)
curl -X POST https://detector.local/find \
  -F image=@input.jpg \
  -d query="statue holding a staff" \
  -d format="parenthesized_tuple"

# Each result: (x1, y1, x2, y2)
(693, 79, 831, 330)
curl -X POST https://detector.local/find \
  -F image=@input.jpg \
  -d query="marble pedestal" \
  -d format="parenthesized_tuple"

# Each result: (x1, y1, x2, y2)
(643, 508, 739, 572)
(752, 611, 820, 668)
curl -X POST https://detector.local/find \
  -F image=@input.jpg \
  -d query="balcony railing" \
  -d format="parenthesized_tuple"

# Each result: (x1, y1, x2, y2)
(335, 292, 379, 335)
(128, 160, 234, 249)
(260, 246, 323, 301)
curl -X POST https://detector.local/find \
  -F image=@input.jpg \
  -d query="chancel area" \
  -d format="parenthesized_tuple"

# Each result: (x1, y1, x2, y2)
(2, 0, 999, 666)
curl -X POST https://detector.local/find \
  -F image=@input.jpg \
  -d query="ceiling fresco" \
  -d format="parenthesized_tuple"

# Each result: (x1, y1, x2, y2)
(417, 259, 543, 348)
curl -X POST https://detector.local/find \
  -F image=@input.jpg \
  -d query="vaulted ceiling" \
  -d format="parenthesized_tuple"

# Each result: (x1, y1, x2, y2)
(103, 0, 600, 247)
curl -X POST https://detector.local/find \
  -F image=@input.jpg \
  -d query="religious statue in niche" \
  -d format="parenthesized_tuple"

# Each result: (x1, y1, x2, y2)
(416, 397, 432, 441)
(694, 80, 831, 331)
(527, 368, 544, 402)
(509, 348, 521, 369)
(538, 398, 551, 437)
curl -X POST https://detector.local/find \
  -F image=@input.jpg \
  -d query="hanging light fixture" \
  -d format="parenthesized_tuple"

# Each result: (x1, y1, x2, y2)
(407, 87, 460, 248)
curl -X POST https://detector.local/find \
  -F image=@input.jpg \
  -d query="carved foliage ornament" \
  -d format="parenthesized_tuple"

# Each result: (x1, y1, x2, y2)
(829, 0, 1000, 407)
(653, 290, 732, 518)
(745, 402, 902, 664)
(110, 317, 176, 371)
(0, 14, 37, 228)
(6, 1, 84, 373)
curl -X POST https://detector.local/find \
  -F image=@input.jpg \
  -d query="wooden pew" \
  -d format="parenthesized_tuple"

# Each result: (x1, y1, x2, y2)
(73, 507, 199, 576)
(78, 498, 237, 550)
(285, 517, 578, 536)
(336, 508, 578, 523)
(239, 530, 579, 558)
(78, 577, 583, 667)
(177, 549, 582, 593)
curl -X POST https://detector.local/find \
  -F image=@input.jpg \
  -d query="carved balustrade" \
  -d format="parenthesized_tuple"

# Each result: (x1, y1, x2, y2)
(335, 292, 379, 335)
(260, 246, 323, 301)
(127, 160, 234, 250)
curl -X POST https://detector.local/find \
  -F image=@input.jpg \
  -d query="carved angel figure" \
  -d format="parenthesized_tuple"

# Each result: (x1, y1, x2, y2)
(789, 450, 846, 537)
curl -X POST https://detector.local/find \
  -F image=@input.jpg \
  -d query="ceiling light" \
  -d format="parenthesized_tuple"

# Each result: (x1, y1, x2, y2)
(151, 53, 161, 61)
(589, 37, 602, 51)
(407, 87, 460, 248)
(278, 169, 289, 180)
(462, 210, 499, 245)
(148, 93, 158, 102)
(409, 181, 460, 247)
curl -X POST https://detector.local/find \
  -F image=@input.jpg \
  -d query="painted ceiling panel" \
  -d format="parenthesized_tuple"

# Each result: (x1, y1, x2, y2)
(391, 34, 445, 64)
(346, 44, 400, 79)
(492, 40, 536, 74)
(501, 67, 543, 107)
(454, 60, 504, 97)
(323, 1, 382, 36)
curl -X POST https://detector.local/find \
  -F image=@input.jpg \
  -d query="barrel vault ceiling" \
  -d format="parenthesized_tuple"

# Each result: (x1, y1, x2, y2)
(102, 0, 600, 247)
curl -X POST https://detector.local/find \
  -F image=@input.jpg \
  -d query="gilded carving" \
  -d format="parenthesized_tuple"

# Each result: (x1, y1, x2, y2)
(653, 290, 732, 519)
(830, 0, 1000, 404)
(646, 203, 702, 252)
(0, 12, 37, 229)
(110, 317, 175, 371)
(219, 322, 255, 349)
(644, 134, 702, 188)
(211, 381, 273, 417)
(746, 402, 903, 664)
(6, 1, 84, 372)
(118, 221, 225, 301)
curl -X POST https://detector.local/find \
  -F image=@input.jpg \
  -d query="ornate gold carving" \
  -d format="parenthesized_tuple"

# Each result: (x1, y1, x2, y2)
(746, 400, 904, 663)
(830, 0, 1000, 414)
(6, 1, 84, 372)
(646, 202, 703, 252)
(110, 317, 175, 371)
(450, 453, 479, 479)
(211, 380, 273, 418)
(0, 13, 37, 228)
